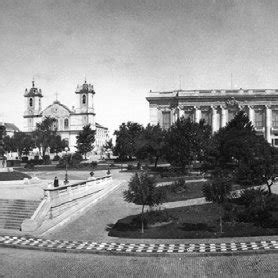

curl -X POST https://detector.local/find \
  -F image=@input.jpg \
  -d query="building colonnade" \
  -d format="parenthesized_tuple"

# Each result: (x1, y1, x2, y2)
(167, 104, 277, 144)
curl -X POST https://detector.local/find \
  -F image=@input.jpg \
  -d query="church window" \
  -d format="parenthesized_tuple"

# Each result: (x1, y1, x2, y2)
(64, 118, 69, 129)
(162, 111, 171, 129)
(82, 94, 86, 104)
(29, 98, 33, 107)
(272, 110, 278, 128)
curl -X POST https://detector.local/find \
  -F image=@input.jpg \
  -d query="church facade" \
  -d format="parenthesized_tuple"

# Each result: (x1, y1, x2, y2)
(146, 89, 278, 147)
(23, 80, 109, 152)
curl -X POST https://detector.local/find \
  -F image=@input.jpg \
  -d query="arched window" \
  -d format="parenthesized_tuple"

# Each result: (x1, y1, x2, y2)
(64, 118, 69, 129)
(29, 98, 33, 107)
(82, 94, 86, 104)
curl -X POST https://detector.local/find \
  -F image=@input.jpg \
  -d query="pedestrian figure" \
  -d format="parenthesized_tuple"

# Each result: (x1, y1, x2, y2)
(54, 176, 59, 188)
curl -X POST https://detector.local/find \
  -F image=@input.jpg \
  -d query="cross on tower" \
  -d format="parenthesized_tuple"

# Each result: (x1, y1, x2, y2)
(55, 92, 59, 101)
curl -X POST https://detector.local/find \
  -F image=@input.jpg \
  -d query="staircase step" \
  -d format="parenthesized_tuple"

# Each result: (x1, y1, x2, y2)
(0, 199, 40, 231)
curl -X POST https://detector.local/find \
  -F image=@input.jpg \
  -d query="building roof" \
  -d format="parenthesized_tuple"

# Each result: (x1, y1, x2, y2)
(24, 80, 43, 98)
(75, 80, 95, 94)
(146, 88, 278, 102)
(4, 122, 20, 132)
(41, 100, 73, 115)
(96, 122, 108, 130)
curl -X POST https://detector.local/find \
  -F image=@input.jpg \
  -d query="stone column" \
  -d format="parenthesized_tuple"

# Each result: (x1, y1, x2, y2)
(179, 107, 184, 119)
(247, 105, 254, 124)
(211, 106, 217, 133)
(194, 106, 201, 123)
(220, 106, 226, 128)
(265, 105, 271, 144)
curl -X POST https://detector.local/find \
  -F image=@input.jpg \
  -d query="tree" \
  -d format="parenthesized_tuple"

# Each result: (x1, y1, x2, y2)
(49, 135, 68, 154)
(34, 117, 58, 157)
(103, 138, 113, 151)
(76, 124, 95, 159)
(4, 132, 35, 158)
(135, 124, 166, 168)
(164, 117, 211, 172)
(202, 172, 232, 233)
(203, 110, 278, 194)
(123, 172, 164, 233)
(114, 122, 143, 160)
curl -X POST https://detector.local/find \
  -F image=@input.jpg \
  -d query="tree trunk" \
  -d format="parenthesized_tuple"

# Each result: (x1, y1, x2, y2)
(154, 156, 159, 169)
(267, 181, 272, 195)
(219, 215, 223, 234)
(219, 205, 223, 233)
(141, 205, 145, 233)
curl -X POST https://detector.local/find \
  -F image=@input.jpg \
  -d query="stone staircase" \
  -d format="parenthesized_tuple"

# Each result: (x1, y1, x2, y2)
(0, 199, 40, 230)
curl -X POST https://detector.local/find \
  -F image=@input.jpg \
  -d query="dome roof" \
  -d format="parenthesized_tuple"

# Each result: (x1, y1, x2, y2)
(75, 80, 95, 94)
(24, 80, 43, 97)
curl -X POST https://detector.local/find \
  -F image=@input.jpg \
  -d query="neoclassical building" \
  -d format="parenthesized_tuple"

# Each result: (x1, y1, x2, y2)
(23, 80, 109, 152)
(146, 89, 278, 146)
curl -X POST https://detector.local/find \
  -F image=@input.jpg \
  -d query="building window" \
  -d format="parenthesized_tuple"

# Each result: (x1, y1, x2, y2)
(82, 94, 86, 104)
(273, 139, 278, 146)
(64, 118, 69, 129)
(29, 98, 33, 107)
(272, 110, 278, 128)
(254, 110, 265, 128)
(201, 111, 212, 126)
(162, 111, 171, 129)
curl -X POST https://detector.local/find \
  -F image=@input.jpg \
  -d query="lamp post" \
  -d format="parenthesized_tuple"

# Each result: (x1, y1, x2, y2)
(0, 121, 6, 168)
(64, 147, 69, 184)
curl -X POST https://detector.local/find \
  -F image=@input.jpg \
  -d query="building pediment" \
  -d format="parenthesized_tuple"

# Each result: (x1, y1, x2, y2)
(42, 101, 71, 118)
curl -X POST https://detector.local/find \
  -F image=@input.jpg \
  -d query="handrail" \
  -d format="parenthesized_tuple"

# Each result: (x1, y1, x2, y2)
(44, 175, 112, 192)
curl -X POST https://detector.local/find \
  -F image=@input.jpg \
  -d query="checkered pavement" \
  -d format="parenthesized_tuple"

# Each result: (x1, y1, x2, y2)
(1, 235, 278, 255)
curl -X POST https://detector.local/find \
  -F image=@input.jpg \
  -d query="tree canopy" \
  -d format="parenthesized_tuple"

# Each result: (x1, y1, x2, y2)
(164, 117, 211, 171)
(203, 110, 278, 193)
(123, 172, 164, 233)
(34, 117, 58, 157)
(135, 124, 166, 168)
(113, 122, 143, 160)
(76, 124, 95, 159)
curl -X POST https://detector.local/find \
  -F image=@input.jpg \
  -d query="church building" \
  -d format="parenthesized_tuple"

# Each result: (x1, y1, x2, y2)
(23, 80, 109, 152)
(146, 88, 278, 147)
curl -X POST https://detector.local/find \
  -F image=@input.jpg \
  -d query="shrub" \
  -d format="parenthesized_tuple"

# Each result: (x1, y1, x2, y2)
(91, 161, 98, 168)
(127, 164, 134, 171)
(43, 155, 51, 165)
(53, 155, 60, 161)
(56, 152, 83, 169)
(21, 156, 28, 163)
(235, 188, 272, 226)
(171, 178, 187, 194)
(145, 209, 172, 225)
(24, 162, 35, 169)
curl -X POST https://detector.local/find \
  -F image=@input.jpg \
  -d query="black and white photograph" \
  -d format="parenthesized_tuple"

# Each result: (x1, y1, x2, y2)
(1, 0, 278, 277)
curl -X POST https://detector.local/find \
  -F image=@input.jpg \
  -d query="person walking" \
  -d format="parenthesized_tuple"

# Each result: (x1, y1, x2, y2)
(54, 176, 59, 188)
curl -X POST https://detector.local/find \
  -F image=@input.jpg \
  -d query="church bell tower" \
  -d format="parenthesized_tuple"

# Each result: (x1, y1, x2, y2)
(74, 80, 96, 128)
(23, 80, 43, 132)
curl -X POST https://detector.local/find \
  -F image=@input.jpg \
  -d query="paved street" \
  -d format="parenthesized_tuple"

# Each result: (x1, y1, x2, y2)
(1, 247, 278, 277)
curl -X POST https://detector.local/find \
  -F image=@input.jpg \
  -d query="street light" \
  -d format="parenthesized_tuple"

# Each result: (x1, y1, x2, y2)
(64, 147, 69, 185)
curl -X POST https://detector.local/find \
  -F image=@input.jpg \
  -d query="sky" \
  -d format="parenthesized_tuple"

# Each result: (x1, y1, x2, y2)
(1, 0, 278, 134)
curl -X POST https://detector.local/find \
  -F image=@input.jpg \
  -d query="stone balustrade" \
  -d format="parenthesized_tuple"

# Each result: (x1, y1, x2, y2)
(21, 175, 113, 232)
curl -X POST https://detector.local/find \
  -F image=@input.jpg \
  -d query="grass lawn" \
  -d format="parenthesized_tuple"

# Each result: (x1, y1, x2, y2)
(0, 171, 32, 181)
(158, 181, 205, 202)
(109, 201, 278, 239)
